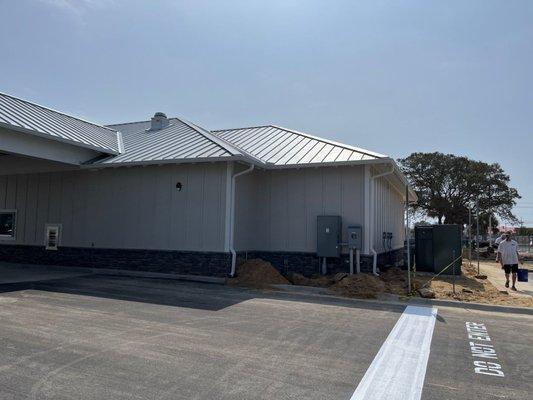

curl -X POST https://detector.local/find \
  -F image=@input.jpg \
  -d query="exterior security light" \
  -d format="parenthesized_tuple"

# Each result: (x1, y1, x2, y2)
(176, 182, 182, 191)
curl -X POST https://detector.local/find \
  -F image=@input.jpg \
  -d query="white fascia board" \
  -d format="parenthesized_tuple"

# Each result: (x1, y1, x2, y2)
(80, 154, 269, 170)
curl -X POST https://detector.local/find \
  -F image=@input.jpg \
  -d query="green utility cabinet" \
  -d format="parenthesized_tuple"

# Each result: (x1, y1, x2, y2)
(415, 224, 462, 275)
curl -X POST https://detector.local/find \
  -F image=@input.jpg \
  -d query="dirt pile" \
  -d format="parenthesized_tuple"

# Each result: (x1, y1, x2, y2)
(414, 262, 533, 307)
(287, 272, 333, 287)
(227, 259, 290, 288)
(329, 273, 386, 299)
(379, 267, 409, 295)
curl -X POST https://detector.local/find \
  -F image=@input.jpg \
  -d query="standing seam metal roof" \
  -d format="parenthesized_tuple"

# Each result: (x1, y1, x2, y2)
(0, 92, 120, 154)
(96, 117, 246, 165)
(212, 125, 387, 166)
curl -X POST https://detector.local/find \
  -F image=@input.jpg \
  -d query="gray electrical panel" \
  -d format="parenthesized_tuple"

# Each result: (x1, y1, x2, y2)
(347, 225, 362, 250)
(317, 216, 342, 257)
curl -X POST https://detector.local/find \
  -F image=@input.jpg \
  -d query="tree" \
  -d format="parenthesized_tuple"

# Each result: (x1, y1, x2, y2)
(398, 152, 520, 226)
(516, 226, 533, 236)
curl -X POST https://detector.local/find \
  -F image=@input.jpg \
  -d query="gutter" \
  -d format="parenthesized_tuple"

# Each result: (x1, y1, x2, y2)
(369, 164, 395, 276)
(229, 163, 255, 277)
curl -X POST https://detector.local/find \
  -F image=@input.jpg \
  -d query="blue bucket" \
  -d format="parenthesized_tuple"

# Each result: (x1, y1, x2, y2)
(517, 268, 528, 282)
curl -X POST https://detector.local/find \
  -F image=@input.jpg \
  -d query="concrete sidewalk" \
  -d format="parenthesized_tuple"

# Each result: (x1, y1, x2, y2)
(477, 260, 533, 297)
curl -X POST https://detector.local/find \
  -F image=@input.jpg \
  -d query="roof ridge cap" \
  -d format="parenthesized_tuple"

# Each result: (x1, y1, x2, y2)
(211, 124, 272, 133)
(176, 117, 243, 156)
(180, 118, 267, 166)
(106, 119, 150, 127)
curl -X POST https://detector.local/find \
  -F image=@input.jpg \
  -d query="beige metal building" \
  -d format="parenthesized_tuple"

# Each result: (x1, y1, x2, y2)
(0, 92, 416, 277)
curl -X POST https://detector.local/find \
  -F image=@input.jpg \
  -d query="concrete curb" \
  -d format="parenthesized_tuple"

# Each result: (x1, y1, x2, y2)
(1, 262, 530, 315)
(272, 284, 533, 316)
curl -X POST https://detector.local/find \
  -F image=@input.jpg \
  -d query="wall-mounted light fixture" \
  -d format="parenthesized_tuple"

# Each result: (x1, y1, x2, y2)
(176, 182, 182, 191)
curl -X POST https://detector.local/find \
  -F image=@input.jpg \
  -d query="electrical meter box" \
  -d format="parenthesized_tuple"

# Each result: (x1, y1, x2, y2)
(317, 216, 342, 257)
(347, 225, 362, 250)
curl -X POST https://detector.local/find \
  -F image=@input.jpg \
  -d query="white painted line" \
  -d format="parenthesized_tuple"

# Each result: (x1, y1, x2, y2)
(350, 305, 437, 400)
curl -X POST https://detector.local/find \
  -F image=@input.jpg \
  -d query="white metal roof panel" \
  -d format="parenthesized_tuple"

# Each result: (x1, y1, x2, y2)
(212, 125, 386, 167)
(97, 117, 243, 165)
(0, 92, 120, 154)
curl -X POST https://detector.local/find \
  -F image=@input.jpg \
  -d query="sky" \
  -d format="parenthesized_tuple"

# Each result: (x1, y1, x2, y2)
(1, 0, 532, 225)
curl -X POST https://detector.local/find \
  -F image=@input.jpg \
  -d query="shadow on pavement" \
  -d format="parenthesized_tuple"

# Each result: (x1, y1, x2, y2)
(0, 271, 408, 314)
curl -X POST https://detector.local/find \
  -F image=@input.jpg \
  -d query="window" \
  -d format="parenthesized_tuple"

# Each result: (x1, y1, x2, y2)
(0, 210, 16, 240)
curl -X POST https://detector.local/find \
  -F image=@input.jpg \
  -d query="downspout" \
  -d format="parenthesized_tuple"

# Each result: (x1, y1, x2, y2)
(369, 164, 395, 276)
(229, 163, 255, 277)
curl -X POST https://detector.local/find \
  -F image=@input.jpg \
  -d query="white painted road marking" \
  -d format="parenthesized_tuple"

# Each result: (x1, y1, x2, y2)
(465, 322, 505, 377)
(350, 305, 437, 400)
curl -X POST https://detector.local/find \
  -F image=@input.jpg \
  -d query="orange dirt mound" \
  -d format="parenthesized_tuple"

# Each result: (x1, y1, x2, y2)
(329, 273, 386, 299)
(227, 259, 290, 288)
(412, 261, 533, 307)
(287, 272, 333, 287)
(380, 267, 409, 295)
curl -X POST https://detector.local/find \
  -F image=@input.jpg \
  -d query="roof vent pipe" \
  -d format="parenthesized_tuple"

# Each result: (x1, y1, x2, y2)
(150, 112, 169, 131)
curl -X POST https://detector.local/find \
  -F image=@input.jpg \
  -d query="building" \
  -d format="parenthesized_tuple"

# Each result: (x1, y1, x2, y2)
(0, 92, 416, 277)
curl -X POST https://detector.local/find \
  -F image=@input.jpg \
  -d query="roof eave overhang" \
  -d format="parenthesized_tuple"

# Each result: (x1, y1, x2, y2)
(80, 155, 265, 169)
(0, 121, 120, 156)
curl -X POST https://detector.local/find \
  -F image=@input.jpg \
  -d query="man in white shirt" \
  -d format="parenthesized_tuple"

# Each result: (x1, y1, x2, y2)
(496, 232, 523, 291)
(494, 234, 505, 246)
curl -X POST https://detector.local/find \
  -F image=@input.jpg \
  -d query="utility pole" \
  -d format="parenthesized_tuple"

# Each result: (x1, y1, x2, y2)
(488, 214, 492, 246)
(468, 207, 472, 263)
(405, 185, 411, 294)
(476, 198, 480, 276)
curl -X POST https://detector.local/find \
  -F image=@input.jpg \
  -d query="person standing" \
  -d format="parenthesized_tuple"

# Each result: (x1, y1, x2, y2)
(496, 232, 523, 291)
(494, 233, 505, 247)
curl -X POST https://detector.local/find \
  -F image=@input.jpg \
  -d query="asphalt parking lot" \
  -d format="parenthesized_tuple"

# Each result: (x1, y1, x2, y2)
(0, 267, 531, 400)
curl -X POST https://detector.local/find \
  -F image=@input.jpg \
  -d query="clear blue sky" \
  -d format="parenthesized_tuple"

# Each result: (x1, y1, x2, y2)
(1, 0, 532, 225)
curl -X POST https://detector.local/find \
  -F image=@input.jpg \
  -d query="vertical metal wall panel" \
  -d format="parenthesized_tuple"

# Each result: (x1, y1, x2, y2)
(5, 176, 16, 208)
(0, 176, 7, 207)
(152, 165, 172, 250)
(373, 176, 405, 251)
(323, 168, 342, 216)
(169, 164, 188, 249)
(234, 165, 365, 253)
(14, 174, 27, 244)
(304, 169, 324, 252)
(25, 175, 39, 245)
(185, 164, 204, 249)
(234, 172, 258, 251)
(340, 166, 363, 245)
(59, 172, 75, 248)
(269, 171, 289, 251)
(287, 169, 307, 250)
(0, 163, 228, 251)
(35, 174, 50, 246)
(202, 163, 224, 251)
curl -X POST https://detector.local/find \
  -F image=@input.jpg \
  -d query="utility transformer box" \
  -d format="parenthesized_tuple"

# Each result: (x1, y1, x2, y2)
(347, 225, 362, 250)
(415, 224, 462, 275)
(317, 216, 342, 257)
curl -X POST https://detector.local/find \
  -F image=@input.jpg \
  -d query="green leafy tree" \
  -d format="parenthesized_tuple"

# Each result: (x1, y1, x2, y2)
(398, 152, 520, 226)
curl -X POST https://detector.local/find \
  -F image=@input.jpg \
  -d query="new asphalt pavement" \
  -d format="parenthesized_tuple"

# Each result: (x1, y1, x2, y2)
(0, 265, 531, 399)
